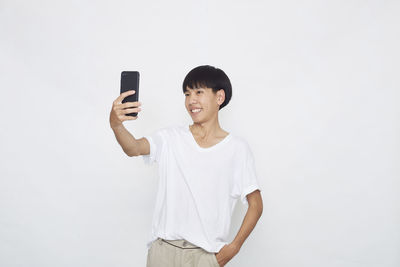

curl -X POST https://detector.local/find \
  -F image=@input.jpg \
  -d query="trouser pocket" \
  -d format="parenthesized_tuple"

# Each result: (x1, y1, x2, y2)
(211, 253, 220, 267)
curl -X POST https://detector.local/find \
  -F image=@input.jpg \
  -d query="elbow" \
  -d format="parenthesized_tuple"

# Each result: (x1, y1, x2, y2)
(125, 149, 139, 157)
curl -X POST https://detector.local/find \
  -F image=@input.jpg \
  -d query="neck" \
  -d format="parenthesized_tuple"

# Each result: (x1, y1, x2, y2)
(190, 116, 222, 140)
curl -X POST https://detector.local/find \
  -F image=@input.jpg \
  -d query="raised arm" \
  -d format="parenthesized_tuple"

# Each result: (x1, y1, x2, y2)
(109, 90, 149, 157)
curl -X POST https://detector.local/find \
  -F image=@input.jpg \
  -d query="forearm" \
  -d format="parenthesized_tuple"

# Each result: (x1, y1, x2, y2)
(111, 124, 138, 156)
(231, 204, 262, 250)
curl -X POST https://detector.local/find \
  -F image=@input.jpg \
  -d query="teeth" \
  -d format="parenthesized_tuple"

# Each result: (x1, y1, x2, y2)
(191, 109, 201, 113)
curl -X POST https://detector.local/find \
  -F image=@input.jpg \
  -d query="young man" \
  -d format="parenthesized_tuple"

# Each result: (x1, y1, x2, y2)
(110, 65, 263, 267)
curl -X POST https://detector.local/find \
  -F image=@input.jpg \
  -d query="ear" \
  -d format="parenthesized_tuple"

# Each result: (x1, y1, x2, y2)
(217, 89, 225, 105)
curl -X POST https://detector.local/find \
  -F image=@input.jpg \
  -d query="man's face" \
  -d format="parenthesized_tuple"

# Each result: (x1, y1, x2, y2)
(184, 86, 224, 122)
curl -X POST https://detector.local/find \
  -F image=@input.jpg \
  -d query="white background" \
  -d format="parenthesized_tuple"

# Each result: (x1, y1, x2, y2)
(1, 0, 399, 266)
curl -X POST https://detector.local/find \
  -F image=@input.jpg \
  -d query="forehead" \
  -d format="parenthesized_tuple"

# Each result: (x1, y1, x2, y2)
(184, 86, 210, 92)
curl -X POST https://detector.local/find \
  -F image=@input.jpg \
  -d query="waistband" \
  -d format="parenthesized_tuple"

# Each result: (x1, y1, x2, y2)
(157, 238, 201, 249)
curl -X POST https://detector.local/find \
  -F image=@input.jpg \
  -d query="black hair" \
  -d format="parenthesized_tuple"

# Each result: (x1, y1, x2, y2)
(182, 65, 232, 110)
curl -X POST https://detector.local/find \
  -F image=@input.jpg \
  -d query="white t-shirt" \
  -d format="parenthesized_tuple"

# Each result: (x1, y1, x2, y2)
(142, 124, 261, 253)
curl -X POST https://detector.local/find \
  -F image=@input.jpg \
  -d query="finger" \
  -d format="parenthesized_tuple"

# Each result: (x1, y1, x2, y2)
(113, 101, 141, 112)
(114, 90, 136, 104)
(114, 101, 141, 109)
(121, 114, 138, 120)
(121, 101, 142, 108)
(122, 107, 141, 114)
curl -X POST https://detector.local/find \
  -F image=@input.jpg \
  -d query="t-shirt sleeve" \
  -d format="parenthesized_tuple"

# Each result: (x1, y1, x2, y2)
(232, 141, 261, 206)
(141, 128, 166, 165)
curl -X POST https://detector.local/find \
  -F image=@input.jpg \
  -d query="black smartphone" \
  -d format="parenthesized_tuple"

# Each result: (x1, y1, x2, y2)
(120, 71, 140, 117)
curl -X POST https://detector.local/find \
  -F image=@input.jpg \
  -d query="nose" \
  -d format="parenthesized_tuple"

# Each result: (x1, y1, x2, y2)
(188, 94, 198, 104)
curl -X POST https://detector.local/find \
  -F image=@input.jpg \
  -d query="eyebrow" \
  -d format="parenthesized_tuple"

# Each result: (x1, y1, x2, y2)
(184, 88, 204, 93)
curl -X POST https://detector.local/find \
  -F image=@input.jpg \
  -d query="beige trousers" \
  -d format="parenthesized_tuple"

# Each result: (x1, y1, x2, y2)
(146, 238, 220, 267)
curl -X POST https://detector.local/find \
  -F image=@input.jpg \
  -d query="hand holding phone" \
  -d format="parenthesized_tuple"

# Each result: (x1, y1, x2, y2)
(109, 90, 142, 128)
(109, 71, 142, 128)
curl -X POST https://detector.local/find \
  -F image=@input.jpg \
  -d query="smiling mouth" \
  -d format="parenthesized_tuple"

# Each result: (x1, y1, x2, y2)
(190, 108, 202, 114)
